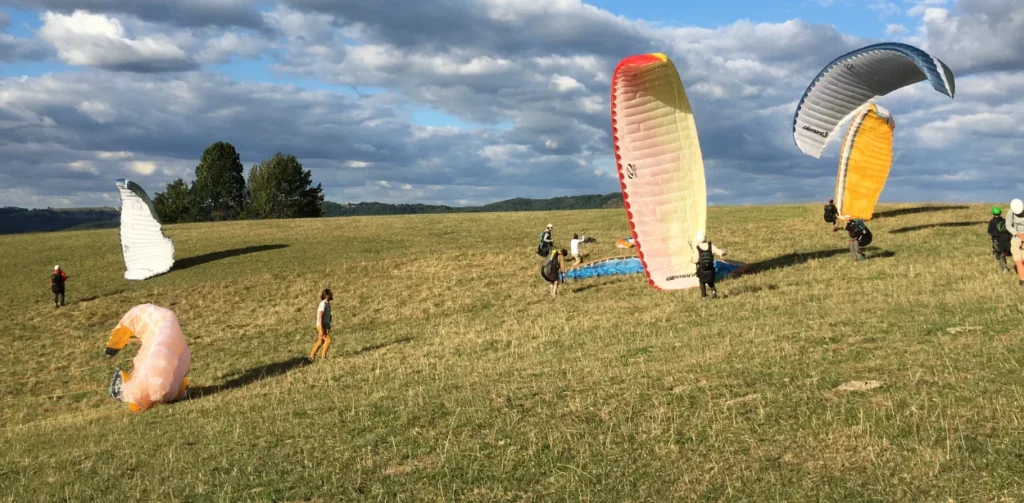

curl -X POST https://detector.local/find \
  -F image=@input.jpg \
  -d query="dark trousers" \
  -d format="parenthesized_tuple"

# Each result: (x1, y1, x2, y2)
(697, 269, 716, 298)
(53, 287, 65, 306)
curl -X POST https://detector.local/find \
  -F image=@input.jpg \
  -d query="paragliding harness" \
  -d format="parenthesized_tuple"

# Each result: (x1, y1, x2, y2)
(989, 216, 1012, 257)
(823, 203, 838, 224)
(848, 220, 872, 246)
(536, 231, 552, 257)
(696, 242, 716, 282)
(541, 251, 561, 283)
(50, 271, 66, 293)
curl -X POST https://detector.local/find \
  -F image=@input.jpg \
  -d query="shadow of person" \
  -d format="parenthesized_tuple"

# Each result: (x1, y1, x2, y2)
(742, 248, 850, 275)
(173, 244, 289, 271)
(188, 356, 310, 399)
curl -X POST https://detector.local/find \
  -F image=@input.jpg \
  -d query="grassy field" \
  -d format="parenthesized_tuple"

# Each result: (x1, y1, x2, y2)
(1, 203, 1022, 501)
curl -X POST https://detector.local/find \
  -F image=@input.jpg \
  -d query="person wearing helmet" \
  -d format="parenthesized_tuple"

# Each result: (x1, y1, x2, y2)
(50, 265, 68, 308)
(541, 248, 568, 297)
(691, 232, 727, 300)
(988, 207, 1013, 272)
(1008, 199, 1024, 285)
(536, 223, 554, 258)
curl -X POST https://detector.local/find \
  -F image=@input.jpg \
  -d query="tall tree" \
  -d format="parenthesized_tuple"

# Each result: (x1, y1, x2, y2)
(245, 153, 324, 219)
(153, 178, 193, 223)
(191, 141, 246, 220)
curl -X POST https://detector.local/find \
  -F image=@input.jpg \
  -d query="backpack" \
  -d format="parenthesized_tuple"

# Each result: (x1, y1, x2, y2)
(51, 272, 65, 287)
(540, 253, 560, 282)
(697, 242, 716, 272)
(536, 231, 552, 257)
(824, 204, 837, 223)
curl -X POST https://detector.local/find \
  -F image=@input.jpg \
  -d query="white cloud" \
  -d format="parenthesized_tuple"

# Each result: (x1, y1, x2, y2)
(129, 160, 157, 175)
(885, 23, 908, 35)
(550, 74, 585, 93)
(75, 100, 117, 123)
(38, 10, 196, 72)
(69, 160, 98, 174)
(95, 150, 134, 160)
(346, 160, 371, 168)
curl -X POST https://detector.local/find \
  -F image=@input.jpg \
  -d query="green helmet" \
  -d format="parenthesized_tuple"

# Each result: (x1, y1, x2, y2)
(993, 207, 1002, 215)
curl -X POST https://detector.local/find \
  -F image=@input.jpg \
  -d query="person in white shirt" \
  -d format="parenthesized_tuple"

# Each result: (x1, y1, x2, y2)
(569, 233, 587, 265)
(309, 289, 333, 360)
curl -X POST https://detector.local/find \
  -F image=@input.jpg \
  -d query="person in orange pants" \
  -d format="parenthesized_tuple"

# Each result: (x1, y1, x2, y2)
(1009, 199, 1024, 286)
(309, 289, 333, 360)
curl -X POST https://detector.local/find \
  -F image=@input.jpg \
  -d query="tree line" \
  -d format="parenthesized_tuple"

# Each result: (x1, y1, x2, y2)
(154, 141, 325, 223)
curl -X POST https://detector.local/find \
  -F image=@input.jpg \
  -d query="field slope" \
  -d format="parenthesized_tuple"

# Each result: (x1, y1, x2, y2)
(1, 203, 1022, 501)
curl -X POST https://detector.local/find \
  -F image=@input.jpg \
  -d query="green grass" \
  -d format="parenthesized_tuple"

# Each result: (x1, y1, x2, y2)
(2, 203, 1023, 501)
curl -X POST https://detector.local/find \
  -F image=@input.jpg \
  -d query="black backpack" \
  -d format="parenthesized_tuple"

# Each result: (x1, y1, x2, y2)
(541, 254, 560, 281)
(697, 242, 716, 272)
(51, 272, 65, 287)
(536, 231, 552, 257)
(823, 204, 837, 223)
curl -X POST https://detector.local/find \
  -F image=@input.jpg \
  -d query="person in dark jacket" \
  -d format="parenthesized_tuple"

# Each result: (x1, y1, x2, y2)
(845, 219, 872, 261)
(50, 265, 68, 308)
(988, 207, 1013, 273)
(691, 232, 727, 300)
(824, 199, 839, 230)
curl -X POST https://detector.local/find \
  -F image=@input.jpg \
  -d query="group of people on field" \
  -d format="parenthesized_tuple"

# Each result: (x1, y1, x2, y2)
(988, 198, 1024, 286)
(823, 200, 873, 261)
(535, 223, 728, 300)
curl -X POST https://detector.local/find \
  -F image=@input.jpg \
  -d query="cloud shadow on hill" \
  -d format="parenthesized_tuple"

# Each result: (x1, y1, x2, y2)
(873, 205, 969, 219)
(890, 221, 986, 234)
(173, 244, 289, 271)
(187, 356, 310, 399)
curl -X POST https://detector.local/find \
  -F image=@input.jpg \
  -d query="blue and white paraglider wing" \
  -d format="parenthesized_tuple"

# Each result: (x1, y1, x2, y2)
(116, 179, 175, 280)
(793, 42, 954, 159)
(565, 256, 745, 282)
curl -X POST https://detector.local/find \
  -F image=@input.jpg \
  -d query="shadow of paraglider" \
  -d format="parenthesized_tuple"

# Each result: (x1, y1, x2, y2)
(173, 244, 289, 271)
(741, 247, 896, 276)
(873, 205, 968, 219)
(187, 356, 310, 399)
(889, 221, 985, 234)
(742, 248, 849, 275)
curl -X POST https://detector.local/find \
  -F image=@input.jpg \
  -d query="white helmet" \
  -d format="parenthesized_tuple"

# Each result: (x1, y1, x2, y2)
(1011, 198, 1024, 215)
(54, 265, 60, 270)
(694, 232, 706, 244)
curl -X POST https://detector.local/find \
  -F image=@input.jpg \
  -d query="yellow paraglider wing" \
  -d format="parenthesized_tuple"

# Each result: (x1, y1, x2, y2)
(835, 104, 895, 221)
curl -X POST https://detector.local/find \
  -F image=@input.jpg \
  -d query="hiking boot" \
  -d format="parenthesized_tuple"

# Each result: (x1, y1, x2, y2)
(711, 291, 718, 299)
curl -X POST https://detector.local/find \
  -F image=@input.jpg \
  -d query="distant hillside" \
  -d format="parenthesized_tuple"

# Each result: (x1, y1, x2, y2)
(323, 193, 623, 217)
(0, 207, 120, 235)
(1, 194, 624, 235)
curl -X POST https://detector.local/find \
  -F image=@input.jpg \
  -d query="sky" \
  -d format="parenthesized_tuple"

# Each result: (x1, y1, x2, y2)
(0, 0, 1022, 209)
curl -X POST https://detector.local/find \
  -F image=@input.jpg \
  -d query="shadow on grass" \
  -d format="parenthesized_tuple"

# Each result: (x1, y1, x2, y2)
(873, 205, 968, 219)
(354, 336, 414, 355)
(890, 221, 986, 234)
(188, 356, 309, 399)
(75, 289, 125, 304)
(743, 248, 849, 275)
(173, 244, 289, 271)
(742, 248, 897, 275)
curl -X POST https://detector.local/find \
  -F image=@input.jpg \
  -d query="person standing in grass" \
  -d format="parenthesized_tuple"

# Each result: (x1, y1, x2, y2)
(309, 289, 333, 360)
(988, 206, 1013, 273)
(691, 232, 726, 300)
(824, 198, 840, 230)
(569, 233, 587, 266)
(537, 223, 554, 258)
(542, 248, 567, 297)
(50, 265, 68, 308)
(1008, 199, 1024, 286)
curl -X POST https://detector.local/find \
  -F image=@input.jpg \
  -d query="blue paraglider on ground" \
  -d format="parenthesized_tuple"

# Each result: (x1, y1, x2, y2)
(564, 257, 744, 282)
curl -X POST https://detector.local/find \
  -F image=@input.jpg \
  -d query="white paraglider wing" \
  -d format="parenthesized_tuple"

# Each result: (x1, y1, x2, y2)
(116, 179, 175, 280)
(793, 42, 954, 158)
